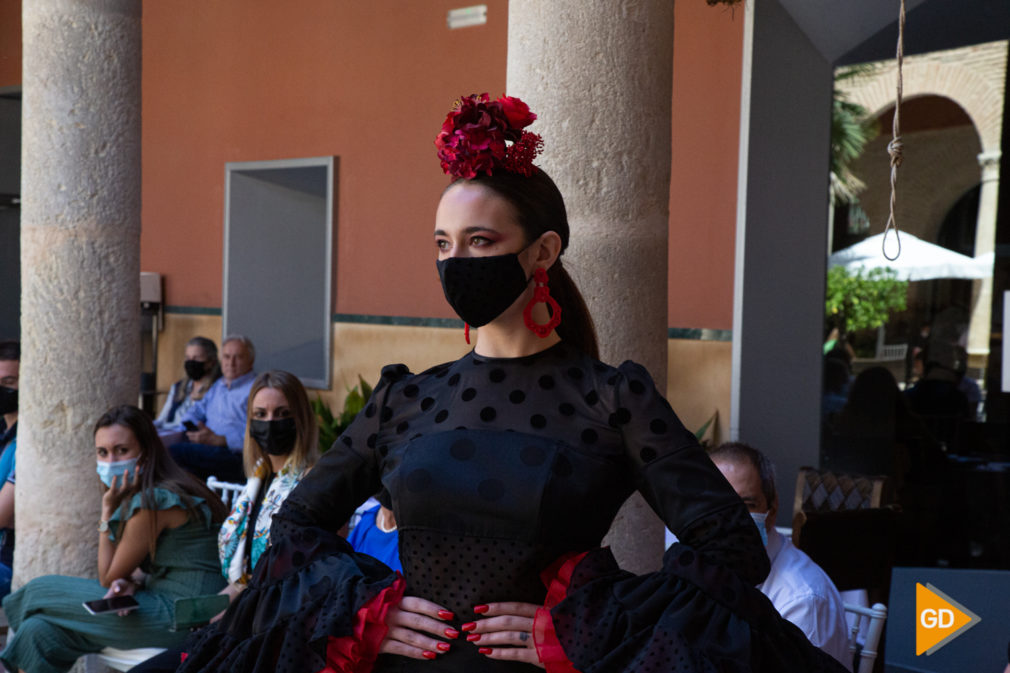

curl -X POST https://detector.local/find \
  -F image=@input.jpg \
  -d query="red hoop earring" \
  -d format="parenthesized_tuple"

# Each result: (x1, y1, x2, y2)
(464, 323, 471, 344)
(523, 268, 562, 338)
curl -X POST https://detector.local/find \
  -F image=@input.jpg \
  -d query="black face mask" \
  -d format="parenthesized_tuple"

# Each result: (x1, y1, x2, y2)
(437, 253, 531, 327)
(249, 418, 297, 456)
(0, 387, 16, 416)
(184, 359, 207, 380)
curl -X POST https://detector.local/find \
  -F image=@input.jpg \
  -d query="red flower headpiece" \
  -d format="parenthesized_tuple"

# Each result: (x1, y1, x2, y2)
(435, 93, 544, 179)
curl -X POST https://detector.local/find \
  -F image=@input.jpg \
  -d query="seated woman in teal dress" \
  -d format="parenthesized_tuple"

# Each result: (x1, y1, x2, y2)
(0, 405, 228, 673)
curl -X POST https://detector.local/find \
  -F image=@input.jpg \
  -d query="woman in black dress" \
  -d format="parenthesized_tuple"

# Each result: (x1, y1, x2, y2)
(178, 94, 846, 673)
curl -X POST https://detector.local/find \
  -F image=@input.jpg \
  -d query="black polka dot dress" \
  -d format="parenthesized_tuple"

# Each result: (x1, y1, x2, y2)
(179, 342, 848, 673)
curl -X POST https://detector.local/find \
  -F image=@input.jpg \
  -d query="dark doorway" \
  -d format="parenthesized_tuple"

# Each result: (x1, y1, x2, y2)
(0, 89, 20, 342)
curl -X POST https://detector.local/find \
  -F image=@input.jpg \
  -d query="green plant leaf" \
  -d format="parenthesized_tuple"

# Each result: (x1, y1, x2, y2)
(830, 64, 880, 204)
(825, 265, 907, 336)
(694, 411, 717, 443)
(317, 375, 378, 449)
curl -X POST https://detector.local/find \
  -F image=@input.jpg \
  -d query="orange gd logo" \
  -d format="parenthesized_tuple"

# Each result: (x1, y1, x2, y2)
(915, 583, 981, 655)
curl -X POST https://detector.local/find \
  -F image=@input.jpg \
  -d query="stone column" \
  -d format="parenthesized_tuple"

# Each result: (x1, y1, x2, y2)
(17, 0, 141, 584)
(966, 150, 1001, 368)
(508, 1, 674, 573)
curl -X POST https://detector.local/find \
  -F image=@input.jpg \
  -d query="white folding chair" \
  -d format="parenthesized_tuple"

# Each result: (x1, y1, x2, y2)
(843, 602, 887, 673)
(207, 475, 245, 511)
(86, 646, 167, 672)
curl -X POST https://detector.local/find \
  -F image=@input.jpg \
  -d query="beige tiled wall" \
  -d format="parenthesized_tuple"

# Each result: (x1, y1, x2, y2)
(156, 313, 733, 446)
(154, 314, 470, 415)
(667, 339, 732, 447)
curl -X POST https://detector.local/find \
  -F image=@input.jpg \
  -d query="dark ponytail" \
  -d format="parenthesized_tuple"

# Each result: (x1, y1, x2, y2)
(548, 261, 598, 359)
(466, 170, 600, 359)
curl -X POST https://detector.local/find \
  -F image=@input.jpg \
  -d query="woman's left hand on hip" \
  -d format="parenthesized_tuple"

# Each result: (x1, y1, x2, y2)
(467, 601, 544, 669)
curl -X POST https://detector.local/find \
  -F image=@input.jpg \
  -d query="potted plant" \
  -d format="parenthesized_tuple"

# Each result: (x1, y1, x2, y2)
(312, 375, 373, 452)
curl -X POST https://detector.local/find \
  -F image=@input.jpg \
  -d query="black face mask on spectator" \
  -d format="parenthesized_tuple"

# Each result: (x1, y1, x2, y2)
(184, 359, 207, 380)
(249, 418, 297, 456)
(0, 387, 16, 416)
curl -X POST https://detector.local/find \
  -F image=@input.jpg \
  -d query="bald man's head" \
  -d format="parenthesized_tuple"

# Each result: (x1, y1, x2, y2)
(710, 442, 778, 528)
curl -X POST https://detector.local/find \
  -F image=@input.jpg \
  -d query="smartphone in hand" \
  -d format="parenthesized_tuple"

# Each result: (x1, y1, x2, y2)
(182, 420, 199, 432)
(83, 595, 140, 615)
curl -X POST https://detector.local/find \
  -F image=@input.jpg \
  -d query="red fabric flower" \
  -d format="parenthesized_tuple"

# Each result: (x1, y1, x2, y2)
(435, 93, 542, 179)
(316, 576, 406, 673)
(499, 95, 536, 130)
(503, 132, 544, 178)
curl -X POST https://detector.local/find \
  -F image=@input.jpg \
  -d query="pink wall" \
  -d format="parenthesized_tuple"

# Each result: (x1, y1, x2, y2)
(0, 0, 20, 87)
(4, 2, 745, 330)
(669, 2, 744, 330)
(142, 1, 508, 316)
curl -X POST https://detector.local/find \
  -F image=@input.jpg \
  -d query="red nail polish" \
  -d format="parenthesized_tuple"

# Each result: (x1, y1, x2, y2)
(478, 647, 493, 655)
(466, 633, 481, 642)
(436, 642, 451, 652)
(461, 622, 477, 632)
(473, 604, 489, 614)
(444, 628, 460, 639)
(437, 609, 455, 620)
(422, 650, 437, 660)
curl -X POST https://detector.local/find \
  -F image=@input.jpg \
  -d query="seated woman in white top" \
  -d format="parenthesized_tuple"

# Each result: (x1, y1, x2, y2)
(217, 370, 320, 602)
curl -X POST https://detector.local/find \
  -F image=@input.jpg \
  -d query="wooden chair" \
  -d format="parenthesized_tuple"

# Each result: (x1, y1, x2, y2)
(793, 466, 890, 514)
(843, 602, 887, 673)
(207, 475, 245, 511)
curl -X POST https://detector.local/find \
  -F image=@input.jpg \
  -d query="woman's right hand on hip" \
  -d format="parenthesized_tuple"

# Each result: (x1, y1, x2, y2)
(379, 596, 457, 661)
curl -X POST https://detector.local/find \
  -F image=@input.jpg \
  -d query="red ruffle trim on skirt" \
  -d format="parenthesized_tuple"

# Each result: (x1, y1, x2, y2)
(533, 551, 589, 673)
(316, 574, 406, 673)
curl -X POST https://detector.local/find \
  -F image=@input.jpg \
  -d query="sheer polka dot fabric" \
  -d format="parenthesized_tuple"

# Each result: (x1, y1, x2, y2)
(197, 342, 783, 673)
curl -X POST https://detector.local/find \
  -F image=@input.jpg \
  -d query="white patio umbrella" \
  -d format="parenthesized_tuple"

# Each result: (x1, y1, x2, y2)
(828, 232, 993, 281)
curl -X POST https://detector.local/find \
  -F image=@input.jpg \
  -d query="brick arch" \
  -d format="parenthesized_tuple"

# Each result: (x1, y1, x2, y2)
(843, 59, 1002, 153)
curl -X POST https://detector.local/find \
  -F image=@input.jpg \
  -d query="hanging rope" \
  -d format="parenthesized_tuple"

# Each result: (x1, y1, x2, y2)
(882, 0, 906, 261)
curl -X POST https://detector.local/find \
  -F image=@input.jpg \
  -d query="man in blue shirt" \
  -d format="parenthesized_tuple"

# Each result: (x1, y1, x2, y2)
(0, 339, 20, 598)
(0, 341, 17, 454)
(348, 500, 402, 572)
(171, 335, 256, 482)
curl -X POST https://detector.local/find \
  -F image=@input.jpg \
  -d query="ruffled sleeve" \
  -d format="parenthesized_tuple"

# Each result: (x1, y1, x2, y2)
(107, 487, 209, 543)
(526, 359, 846, 673)
(535, 546, 848, 673)
(319, 573, 405, 673)
(178, 366, 412, 673)
(612, 361, 769, 584)
(533, 552, 589, 673)
(177, 526, 402, 673)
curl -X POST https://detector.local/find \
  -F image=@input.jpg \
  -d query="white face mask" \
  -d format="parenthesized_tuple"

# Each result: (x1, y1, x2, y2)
(750, 511, 769, 547)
